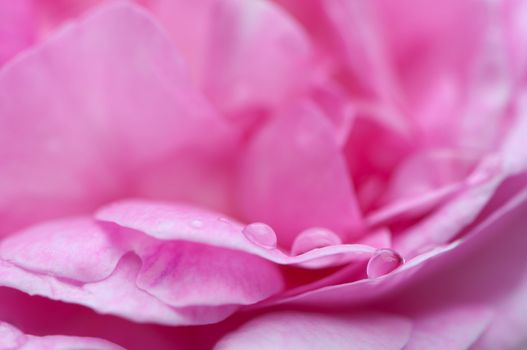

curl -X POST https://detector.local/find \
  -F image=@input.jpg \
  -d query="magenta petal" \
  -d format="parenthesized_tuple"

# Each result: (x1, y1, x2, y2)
(0, 0, 35, 66)
(238, 101, 362, 248)
(142, 0, 217, 81)
(0, 321, 123, 350)
(0, 2, 232, 236)
(214, 311, 412, 350)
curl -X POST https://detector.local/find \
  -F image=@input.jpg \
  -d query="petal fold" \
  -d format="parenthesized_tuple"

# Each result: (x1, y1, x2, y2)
(0, 321, 122, 350)
(0, 214, 284, 325)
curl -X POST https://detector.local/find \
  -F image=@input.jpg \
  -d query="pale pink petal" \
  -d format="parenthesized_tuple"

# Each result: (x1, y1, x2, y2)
(202, 0, 314, 118)
(0, 287, 217, 350)
(0, 215, 284, 325)
(500, 93, 527, 175)
(96, 199, 375, 269)
(381, 189, 527, 350)
(237, 101, 363, 248)
(270, 185, 527, 349)
(0, 219, 124, 281)
(366, 149, 475, 226)
(271, 180, 527, 313)
(214, 311, 412, 350)
(0, 2, 233, 236)
(394, 155, 503, 257)
(382, 149, 476, 205)
(0, 0, 35, 65)
(503, 0, 527, 80)
(374, 0, 488, 106)
(277, 0, 401, 105)
(0, 321, 122, 350)
(403, 306, 493, 350)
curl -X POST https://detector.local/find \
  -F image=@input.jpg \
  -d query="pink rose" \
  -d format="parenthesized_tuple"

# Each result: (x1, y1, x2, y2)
(1, 0, 527, 349)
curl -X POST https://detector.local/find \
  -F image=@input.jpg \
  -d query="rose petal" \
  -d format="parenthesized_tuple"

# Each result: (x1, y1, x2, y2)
(0, 321, 122, 350)
(270, 181, 527, 312)
(141, 0, 217, 81)
(202, 0, 314, 118)
(0, 214, 284, 325)
(503, 0, 527, 80)
(214, 311, 412, 350)
(237, 101, 363, 248)
(501, 93, 527, 175)
(96, 199, 375, 269)
(0, 2, 233, 236)
(472, 274, 527, 350)
(0, 0, 35, 65)
(403, 306, 493, 350)
(1, 286, 222, 350)
(394, 155, 503, 256)
(277, 0, 401, 104)
(366, 149, 475, 226)
(0, 218, 124, 281)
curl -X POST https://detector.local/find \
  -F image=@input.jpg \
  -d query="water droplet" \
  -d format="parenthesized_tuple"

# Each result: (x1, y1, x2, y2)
(367, 248, 404, 278)
(190, 219, 204, 229)
(291, 228, 342, 256)
(242, 223, 277, 249)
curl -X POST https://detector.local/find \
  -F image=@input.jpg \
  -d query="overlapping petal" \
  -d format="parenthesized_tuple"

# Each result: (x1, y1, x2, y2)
(237, 101, 363, 248)
(270, 184, 527, 350)
(0, 215, 284, 325)
(1, 0, 527, 348)
(0, 2, 234, 236)
(0, 287, 211, 350)
(403, 306, 493, 350)
(0, 321, 122, 350)
(201, 0, 315, 119)
(214, 311, 412, 350)
(96, 199, 374, 268)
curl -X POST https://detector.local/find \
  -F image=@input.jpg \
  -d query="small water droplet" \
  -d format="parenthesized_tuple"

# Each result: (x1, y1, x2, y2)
(242, 223, 277, 249)
(367, 248, 403, 278)
(218, 217, 229, 223)
(190, 219, 204, 229)
(291, 228, 342, 256)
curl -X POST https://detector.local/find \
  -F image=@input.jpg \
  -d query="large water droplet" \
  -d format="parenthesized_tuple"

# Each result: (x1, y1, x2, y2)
(291, 228, 342, 256)
(242, 223, 277, 249)
(367, 248, 403, 278)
